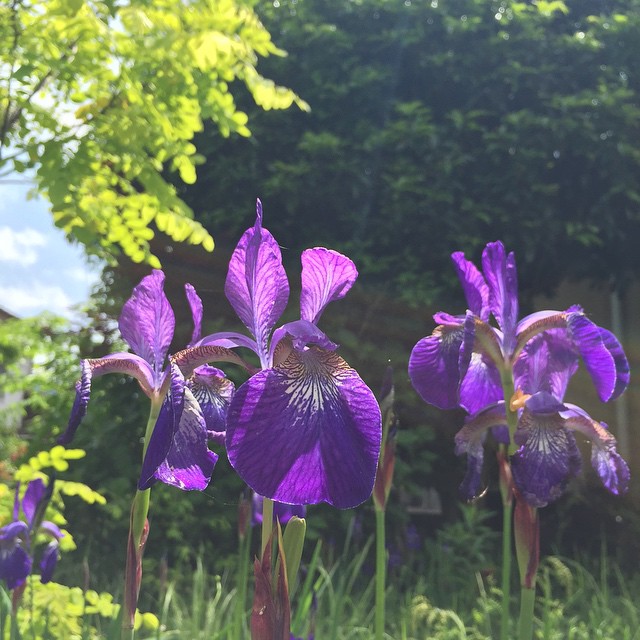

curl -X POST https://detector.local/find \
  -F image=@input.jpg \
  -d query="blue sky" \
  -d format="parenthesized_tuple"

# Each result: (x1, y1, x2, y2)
(0, 180, 100, 319)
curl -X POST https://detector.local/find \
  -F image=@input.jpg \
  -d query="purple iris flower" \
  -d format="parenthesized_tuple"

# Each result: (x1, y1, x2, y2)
(409, 241, 630, 507)
(251, 492, 306, 527)
(60, 271, 229, 491)
(173, 201, 382, 508)
(0, 479, 64, 589)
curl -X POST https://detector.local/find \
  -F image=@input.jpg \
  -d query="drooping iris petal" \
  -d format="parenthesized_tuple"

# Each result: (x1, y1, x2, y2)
(22, 478, 46, 527)
(251, 493, 306, 526)
(225, 200, 289, 366)
(299, 248, 357, 325)
(185, 283, 203, 346)
(39, 541, 59, 584)
(566, 312, 618, 402)
(454, 403, 508, 500)
(408, 323, 464, 410)
(58, 354, 158, 445)
(226, 348, 382, 508)
(188, 365, 235, 444)
(0, 539, 31, 590)
(597, 327, 630, 401)
(459, 352, 502, 415)
(139, 365, 186, 490)
(482, 242, 519, 353)
(511, 406, 582, 507)
(39, 521, 64, 541)
(0, 522, 28, 541)
(118, 270, 175, 378)
(564, 408, 630, 496)
(154, 386, 219, 491)
(451, 251, 490, 321)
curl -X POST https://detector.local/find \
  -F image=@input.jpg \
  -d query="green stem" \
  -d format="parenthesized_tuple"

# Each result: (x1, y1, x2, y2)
(261, 497, 274, 560)
(375, 506, 386, 640)
(235, 525, 252, 637)
(498, 367, 518, 640)
(121, 401, 162, 640)
(517, 587, 536, 640)
(500, 498, 513, 640)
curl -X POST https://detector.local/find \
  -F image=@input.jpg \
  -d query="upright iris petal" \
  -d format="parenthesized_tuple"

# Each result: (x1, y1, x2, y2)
(119, 270, 175, 380)
(300, 248, 357, 324)
(481, 242, 519, 352)
(224, 200, 289, 367)
(451, 251, 490, 321)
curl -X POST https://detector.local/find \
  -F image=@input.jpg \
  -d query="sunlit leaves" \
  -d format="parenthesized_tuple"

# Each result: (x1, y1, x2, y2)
(0, 0, 307, 265)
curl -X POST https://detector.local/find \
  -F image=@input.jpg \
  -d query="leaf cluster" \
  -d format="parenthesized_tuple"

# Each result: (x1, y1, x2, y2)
(0, 0, 308, 266)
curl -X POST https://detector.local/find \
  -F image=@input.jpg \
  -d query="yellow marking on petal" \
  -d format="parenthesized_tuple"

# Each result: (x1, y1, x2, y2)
(510, 388, 531, 411)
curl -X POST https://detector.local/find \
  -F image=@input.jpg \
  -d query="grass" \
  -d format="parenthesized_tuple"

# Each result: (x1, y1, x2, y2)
(5, 513, 640, 639)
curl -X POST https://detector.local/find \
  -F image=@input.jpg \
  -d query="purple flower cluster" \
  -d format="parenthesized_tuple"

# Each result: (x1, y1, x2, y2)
(409, 241, 630, 507)
(0, 479, 63, 589)
(62, 201, 382, 509)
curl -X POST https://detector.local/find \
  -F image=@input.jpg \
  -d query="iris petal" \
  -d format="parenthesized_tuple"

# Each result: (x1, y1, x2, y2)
(482, 242, 519, 352)
(566, 313, 617, 402)
(118, 270, 175, 377)
(58, 354, 158, 445)
(39, 541, 59, 584)
(454, 404, 508, 500)
(597, 327, 630, 401)
(408, 323, 465, 410)
(22, 479, 46, 527)
(226, 348, 381, 508)
(224, 200, 289, 366)
(451, 251, 490, 321)
(459, 352, 502, 415)
(188, 365, 235, 444)
(514, 332, 578, 399)
(185, 283, 203, 347)
(511, 409, 582, 507)
(0, 542, 31, 590)
(139, 365, 186, 490)
(154, 386, 219, 491)
(173, 338, 256, 377)
(299, 248, 357, 325)
(564, 408, 630, 496)
(270, 320, 337, 360)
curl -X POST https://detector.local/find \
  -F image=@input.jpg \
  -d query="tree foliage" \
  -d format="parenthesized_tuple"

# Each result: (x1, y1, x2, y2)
(0, 0, 308, 265)
(185, 0, 640, 304)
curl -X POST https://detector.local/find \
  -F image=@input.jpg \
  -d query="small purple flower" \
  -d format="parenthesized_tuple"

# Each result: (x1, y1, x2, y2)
(60, 271, 232, 491)
(409, 241, 630, 506)
(0, 479, 64, 589)
(174, 201, 382, 508)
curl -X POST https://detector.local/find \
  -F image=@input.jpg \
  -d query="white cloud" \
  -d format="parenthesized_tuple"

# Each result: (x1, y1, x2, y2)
(0, 282, 73, 317)
(0, 226, 47, 266)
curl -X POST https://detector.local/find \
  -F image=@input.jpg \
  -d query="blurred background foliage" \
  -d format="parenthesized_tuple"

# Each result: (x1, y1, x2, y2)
(2, 0, 640, 606)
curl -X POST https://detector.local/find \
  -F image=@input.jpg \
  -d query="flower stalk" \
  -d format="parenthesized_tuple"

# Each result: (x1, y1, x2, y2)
(372, 368, 396, 640)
